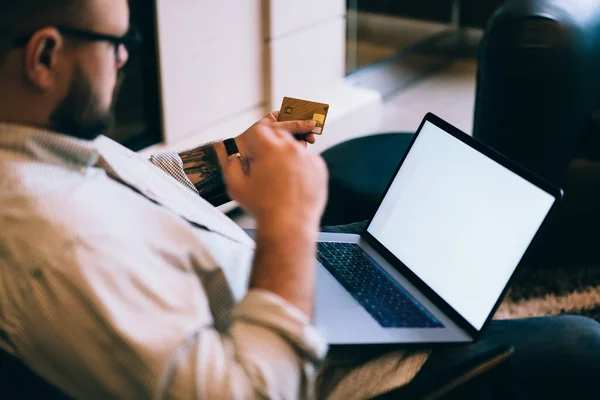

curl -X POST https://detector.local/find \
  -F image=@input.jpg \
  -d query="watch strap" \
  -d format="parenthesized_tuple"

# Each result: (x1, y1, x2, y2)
(224, 138, 241, 160)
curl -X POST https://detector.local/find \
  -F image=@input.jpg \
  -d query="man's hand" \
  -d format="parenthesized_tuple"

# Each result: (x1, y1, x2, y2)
(222, 120, 328, 316)
(235, 112, 319, 171)
(224, 120, 328, 230)
(178, 112, 320, 207)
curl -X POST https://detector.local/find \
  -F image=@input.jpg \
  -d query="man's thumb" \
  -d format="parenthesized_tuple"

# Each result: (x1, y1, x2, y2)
(275, 119, 317, 133)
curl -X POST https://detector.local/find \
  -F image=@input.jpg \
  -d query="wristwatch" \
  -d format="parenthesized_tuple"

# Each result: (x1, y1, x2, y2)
(223, 138, 241, 160)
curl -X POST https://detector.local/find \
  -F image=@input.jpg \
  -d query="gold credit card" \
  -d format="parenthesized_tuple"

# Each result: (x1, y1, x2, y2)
(277, 97, 330, 135)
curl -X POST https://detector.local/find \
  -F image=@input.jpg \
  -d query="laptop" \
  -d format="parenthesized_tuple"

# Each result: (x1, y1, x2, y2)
(315, 113, 562, 345)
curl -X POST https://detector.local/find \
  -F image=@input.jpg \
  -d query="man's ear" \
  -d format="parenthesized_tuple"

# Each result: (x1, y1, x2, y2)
(24, 28, 65, 90)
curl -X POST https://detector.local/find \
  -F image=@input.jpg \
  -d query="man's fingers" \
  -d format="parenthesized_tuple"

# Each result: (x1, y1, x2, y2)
(293, 134, 316, 146)
(273, 119, 317, 133)
(257, 112, 279, 125)
(247, 124, 282, 150)
(244, 123, 308, 160)
(304, 133, 316, 144)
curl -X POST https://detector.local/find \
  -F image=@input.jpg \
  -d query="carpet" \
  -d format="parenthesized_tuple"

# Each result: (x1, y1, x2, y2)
(495, 265, 600, 322)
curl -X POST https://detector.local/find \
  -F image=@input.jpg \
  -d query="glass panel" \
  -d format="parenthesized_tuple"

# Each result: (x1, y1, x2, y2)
(107, 0, 162, 151)
(345, 0, 455, 76)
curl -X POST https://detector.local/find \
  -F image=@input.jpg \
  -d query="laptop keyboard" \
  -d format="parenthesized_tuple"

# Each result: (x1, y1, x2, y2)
(317, 242, 444, 328)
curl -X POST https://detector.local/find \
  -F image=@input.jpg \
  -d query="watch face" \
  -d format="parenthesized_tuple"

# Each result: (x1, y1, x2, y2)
(224, 138, 238, 154)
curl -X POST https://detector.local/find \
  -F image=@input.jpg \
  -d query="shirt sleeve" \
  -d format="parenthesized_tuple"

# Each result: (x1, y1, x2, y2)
(148, 151, 199, 194)
(159, 289, 328, 400)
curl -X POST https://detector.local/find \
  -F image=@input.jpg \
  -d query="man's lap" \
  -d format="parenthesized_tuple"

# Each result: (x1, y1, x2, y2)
(418, 315, 600, 398)
(320, 316, 600, 399)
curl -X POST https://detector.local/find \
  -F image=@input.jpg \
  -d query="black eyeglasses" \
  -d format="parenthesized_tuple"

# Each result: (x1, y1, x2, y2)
(13, 26, 142, 64)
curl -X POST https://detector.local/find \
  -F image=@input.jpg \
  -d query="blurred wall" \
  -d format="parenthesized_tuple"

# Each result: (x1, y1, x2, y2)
(148, 0, 352, 153)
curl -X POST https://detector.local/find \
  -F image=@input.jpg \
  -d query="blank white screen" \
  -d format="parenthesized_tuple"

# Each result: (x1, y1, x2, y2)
(368, 121, 555, 330)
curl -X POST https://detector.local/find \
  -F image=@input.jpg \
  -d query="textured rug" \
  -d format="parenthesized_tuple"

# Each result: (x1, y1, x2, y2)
(495, 265, 600, 322)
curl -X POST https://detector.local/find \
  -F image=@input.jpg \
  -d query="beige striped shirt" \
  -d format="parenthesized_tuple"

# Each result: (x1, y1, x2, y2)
(0, 124, 327, 399)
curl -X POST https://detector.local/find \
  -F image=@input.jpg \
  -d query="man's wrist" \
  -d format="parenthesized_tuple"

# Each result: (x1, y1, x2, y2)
(234, 134, 249, 159)
(212, 141, 230, 170)
(256, 213, 320, 243)
(253, 214, 319, 316)
(225, 136, 251, 174)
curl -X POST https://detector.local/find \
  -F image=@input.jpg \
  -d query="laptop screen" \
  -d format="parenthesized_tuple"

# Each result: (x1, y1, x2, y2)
(367, 120, 556, 330)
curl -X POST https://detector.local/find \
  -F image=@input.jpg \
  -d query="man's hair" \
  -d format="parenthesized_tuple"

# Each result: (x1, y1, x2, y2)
(0, 0, 87, 65)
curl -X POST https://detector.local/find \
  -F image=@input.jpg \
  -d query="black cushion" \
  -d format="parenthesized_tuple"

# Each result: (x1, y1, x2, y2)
(473, 0, 600, 266)
(473, 0, 600, 185)
(321, 133, 414, 226)
(0, 350, 72, 399)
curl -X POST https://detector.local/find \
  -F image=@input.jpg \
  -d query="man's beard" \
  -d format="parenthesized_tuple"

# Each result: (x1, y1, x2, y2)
(49, 65, 114, 140)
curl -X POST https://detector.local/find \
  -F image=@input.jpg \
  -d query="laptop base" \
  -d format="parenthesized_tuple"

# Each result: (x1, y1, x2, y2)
(315, 233, 472, 345)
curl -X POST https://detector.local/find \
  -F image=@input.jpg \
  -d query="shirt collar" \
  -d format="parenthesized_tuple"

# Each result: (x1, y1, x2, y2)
(0, 123, 100, 169)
